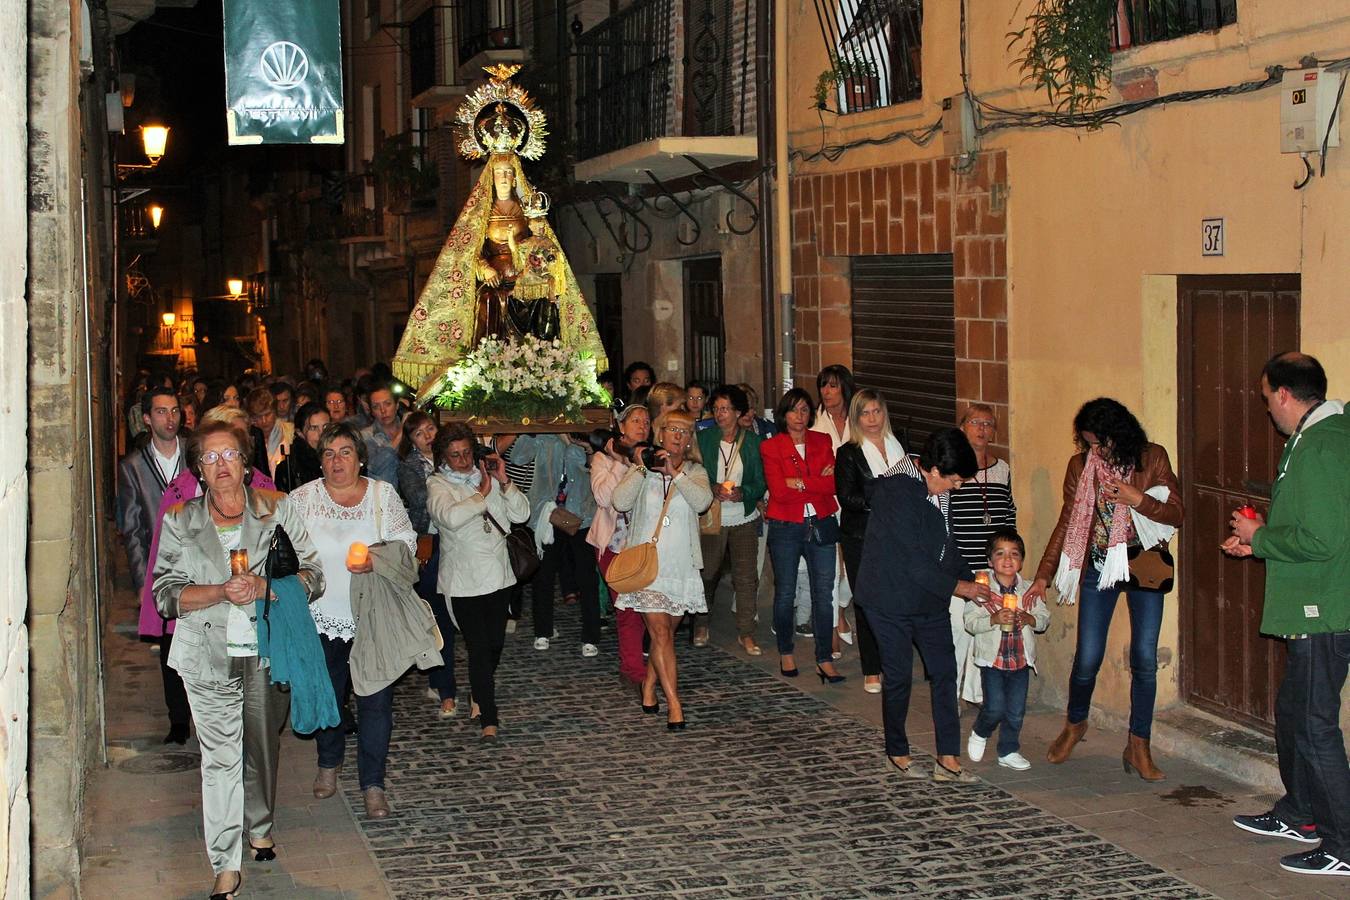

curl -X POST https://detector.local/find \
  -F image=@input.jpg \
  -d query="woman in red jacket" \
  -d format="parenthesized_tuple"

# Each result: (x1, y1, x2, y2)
(760, 388, 845, 682)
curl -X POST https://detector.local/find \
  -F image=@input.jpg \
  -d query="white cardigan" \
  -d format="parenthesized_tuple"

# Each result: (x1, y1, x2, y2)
(426, 474, 530, 598)
(611, 461, 713, 569)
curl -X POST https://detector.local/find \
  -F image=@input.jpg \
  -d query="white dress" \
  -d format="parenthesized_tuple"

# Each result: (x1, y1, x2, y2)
(615, 473, 708, 616)
(289, 478, 417, 641)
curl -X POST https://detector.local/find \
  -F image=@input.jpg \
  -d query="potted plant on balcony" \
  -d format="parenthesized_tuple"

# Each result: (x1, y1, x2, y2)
(814, 53, 880, 113)
(369, 135, 439, 213)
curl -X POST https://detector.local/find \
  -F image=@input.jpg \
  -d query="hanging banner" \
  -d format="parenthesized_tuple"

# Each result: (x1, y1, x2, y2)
(223, 0, 344, 145)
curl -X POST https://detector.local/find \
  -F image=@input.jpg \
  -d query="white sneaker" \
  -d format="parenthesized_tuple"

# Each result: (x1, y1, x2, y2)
(967, 731, 988, 762)
(424, 687, 439, 702)
(505, 619, 517, 634)
(998, 752, 1031, 770)
(533, 637, 550, 651)
(581, 643, 599, 658)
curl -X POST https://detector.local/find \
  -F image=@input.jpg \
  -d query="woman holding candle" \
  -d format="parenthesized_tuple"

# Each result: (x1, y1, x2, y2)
(611, 410, 714, 730)
(289, 422, 418, 817)
(152, 421, 325, 899)
(1026, 398, 1183, 780)
(397, 412, 459, 717)
(760, 388, 843, 682)
(834, 389, 914, 694)
(427, 424, 531, 741)
(692, 385, 766, 654)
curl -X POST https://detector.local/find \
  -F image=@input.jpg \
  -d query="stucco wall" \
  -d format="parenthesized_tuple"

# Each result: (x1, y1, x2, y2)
(784, 0, 1350, 729)
(0, 0, 28, 895)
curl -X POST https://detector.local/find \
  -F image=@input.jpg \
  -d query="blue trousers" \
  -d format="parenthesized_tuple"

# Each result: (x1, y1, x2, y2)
(865, 604, 960, 758)
(767, 518, 836, 663)
(314, 635, 395, 790)
(417, 536, 457, 700)
(1067, 568, 1164, 739)
(973, 665, 1030, 757)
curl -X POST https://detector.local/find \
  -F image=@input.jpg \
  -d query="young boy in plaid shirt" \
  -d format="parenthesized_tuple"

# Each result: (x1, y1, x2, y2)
(963, 528, 1051, 770)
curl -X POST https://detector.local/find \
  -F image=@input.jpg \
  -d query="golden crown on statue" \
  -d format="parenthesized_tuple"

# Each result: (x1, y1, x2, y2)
(456, 63, 548, 161)
(522, 190, 550, 219)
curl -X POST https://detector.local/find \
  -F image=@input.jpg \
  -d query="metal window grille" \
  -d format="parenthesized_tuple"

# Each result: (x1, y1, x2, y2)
(1110, 0, 1237, 51)
(409, 8, 437, 98)
(574, 0, 675, 161)
(453, 0, 517, 67)
(813, 0, 922, 114)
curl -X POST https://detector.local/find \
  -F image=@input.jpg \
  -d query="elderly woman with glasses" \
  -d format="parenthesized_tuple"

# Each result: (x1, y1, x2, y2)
(289, 422, 418, 819)
(947, 403, 1018, 705)
(153, 421, 324, 900)
(611, 410, 713, 730)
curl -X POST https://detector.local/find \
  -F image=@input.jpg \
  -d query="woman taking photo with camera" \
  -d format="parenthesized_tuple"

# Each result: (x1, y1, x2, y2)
(611, 410, 713, 730)
(427, 424, 531, 741)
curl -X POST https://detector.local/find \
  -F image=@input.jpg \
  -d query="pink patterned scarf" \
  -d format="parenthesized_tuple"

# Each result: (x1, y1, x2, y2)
(1053, 451, 1135, 604)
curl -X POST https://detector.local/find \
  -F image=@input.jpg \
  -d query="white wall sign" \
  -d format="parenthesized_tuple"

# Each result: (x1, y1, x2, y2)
(1202, 218, 1225, 256)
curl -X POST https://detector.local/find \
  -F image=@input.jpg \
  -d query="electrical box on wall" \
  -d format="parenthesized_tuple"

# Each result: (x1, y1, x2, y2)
(1280, 68, 1343, 153)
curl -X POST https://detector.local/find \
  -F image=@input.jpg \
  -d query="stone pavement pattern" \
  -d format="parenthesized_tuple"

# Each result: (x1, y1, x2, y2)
(82, 573, 1345, 899)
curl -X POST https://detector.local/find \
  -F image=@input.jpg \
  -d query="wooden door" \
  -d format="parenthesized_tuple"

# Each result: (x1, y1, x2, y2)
(683, 257, 724, 386)
(1178, 274, 1299, 732)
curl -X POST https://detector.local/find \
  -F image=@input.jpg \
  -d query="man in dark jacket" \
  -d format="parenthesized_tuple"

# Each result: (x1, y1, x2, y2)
(854, 427, 995, 783)
(1227, 352, 1350, 878)
(115, 386, 191, 744)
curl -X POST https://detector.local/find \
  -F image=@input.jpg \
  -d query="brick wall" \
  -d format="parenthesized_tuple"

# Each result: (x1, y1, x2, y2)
(790, 150, 1009, 455)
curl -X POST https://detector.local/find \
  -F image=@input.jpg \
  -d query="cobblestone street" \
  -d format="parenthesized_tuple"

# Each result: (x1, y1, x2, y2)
(83, 578, 1344, 899)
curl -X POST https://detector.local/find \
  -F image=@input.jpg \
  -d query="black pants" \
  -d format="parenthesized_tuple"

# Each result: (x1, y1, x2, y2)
(453, 589, 511, 728)
(1272, 632, 1350, 857)
(841, 535, 883, 678)
(416, 536, 457, 700)
(864, 603, 960, 758)
(532, 527, 601, 643)
(160, 631, 191, 726)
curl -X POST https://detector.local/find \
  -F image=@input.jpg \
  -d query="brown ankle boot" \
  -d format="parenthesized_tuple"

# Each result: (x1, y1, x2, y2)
(1045, 719, 1088, 764)
(1122, 733, 1166, 781)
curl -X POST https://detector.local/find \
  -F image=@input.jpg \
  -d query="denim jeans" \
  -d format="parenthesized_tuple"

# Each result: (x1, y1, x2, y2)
(416, 536, 456, 701)
(767, 517, 836, 662)
(974, 665, 1030, 757)
(1273, 632, 1350, 857)
(314, 635, 395, 790)
(1066, 568, 1164, 738)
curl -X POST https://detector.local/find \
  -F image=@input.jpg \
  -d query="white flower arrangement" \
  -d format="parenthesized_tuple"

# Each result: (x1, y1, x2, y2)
(432, 335, 609, 422)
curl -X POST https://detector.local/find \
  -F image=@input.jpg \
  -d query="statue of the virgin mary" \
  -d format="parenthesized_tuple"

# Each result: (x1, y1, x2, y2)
(392, 64, 608, 389)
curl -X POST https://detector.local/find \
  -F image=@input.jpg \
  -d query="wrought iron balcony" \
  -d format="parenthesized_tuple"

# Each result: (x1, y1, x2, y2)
(574, 0, 675, 161)
(453, 0, 518, 68)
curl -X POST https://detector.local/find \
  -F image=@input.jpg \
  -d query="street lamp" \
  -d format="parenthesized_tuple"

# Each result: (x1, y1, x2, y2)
(147, 204, 164, 229)
(227, 278, 245, 299)
(161, 311, 176, 327)
(118, 123, 170, 178)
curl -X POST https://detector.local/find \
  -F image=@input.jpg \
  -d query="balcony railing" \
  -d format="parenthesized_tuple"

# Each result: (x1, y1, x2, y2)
(1111, 0, 1237, 51)
(574, 0, 675, 161)
(453, 0, 518, 68)
(409, 6, 437, 97)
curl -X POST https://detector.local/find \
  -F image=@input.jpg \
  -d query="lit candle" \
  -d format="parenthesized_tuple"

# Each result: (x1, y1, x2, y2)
(229, 549, 249, 576)
(974, 572, 989, 586)
(721, 480, 736, 495)
(1002, 593, 1019, 633)
(347, 542, 369, 568)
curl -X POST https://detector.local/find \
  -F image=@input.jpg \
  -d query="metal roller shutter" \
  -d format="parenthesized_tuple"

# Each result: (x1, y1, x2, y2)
(849, 253, 956, 451)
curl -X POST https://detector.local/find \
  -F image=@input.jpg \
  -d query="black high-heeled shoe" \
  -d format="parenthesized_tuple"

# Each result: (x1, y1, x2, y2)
(667, 719, 686, 731)
(816, 665, 846, 685)
(250, 841, 277, 862)
(209, 871, 242, 900)
(641, 699, 659, 714)
(779, 662, 799, 678)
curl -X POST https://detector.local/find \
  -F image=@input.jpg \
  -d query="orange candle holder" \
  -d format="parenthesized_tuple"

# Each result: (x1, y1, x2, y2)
(974, 572, 989, 586)
(229, 549, 250, 576)
(721, 480, 736, 494)
(347, 542, 369, 568)
(1001, 593, 1018, 633)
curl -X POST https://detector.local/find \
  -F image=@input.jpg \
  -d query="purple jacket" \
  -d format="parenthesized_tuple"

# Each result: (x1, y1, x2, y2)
(138, 468, 277, 637)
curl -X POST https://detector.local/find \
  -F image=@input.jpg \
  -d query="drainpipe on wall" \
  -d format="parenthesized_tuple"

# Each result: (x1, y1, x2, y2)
(773, 0, 793, 393)
(756, 0, 776, 403)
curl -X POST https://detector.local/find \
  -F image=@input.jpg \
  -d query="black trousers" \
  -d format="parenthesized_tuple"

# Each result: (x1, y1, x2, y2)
(1273, 632, 1350, 857)
(863, 602, 960, 758)
(532, 527, 600, 643)
(841, 535, 883, 678)
(453, 589, 511, 728)
(160, 631, 191, 726)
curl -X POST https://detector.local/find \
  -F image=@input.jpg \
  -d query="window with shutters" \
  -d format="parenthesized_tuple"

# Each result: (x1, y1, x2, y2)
(849, 254, 955, 451)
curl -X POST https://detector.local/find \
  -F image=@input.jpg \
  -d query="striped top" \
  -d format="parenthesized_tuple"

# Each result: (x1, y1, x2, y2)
(948, 457, 1017, 570)
(499, 439, 535, 497)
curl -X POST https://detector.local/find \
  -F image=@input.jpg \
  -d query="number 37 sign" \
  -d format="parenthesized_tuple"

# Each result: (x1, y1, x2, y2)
(1201, 217, 1225, 257)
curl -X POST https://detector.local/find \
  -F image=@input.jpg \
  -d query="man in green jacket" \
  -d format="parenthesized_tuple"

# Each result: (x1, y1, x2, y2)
(1225, 352, 1350, 878)
(693, 384, 767, 654)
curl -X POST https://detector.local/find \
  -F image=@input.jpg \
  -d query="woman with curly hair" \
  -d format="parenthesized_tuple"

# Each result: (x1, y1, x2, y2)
(1026, 398, 1183, 781)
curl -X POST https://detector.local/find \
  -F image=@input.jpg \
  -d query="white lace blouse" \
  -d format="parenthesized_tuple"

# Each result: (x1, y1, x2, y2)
(289, 478, 417, 641)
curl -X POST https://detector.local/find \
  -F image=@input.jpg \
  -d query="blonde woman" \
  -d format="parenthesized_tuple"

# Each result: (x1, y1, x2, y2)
(645, 382, 686, 423)
(611, 410, 713, 730)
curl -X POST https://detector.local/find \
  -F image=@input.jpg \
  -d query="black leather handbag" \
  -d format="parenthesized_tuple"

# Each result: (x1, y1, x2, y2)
(262, 525, 300, 636)
(484, 511, 541, 584)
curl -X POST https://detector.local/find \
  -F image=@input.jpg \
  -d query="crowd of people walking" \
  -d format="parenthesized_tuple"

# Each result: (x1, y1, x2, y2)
(115, 350, 1350, 898)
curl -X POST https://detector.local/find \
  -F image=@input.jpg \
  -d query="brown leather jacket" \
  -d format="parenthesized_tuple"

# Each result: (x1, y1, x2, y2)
(1035, 443, 1184, 585)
